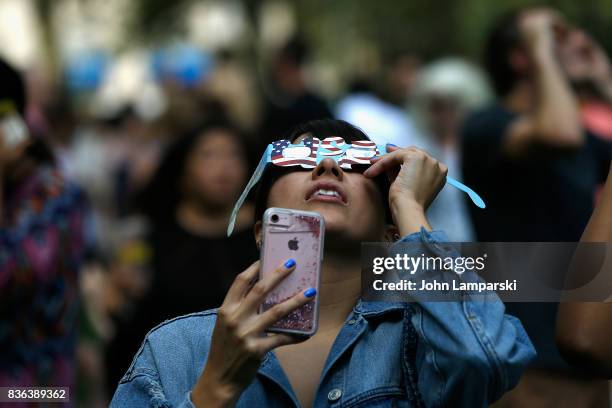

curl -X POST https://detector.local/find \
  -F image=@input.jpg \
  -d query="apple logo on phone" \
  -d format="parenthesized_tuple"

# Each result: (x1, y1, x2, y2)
(288, 237, 299, 251)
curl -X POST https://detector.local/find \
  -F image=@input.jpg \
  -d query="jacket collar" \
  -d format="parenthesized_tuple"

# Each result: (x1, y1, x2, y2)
(353, 299, 406, 319)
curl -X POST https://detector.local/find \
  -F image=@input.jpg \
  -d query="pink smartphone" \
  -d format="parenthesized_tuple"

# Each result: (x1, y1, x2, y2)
(259, 207, 324, 336)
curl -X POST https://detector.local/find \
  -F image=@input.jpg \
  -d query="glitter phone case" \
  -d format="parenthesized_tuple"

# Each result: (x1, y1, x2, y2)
(259, 207, 324, 336)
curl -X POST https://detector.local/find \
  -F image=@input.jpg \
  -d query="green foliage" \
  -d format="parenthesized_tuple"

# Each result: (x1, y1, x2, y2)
(127, 0, 195, 43)
(294, 0, 612, 62)
(33, 0, 612, 60)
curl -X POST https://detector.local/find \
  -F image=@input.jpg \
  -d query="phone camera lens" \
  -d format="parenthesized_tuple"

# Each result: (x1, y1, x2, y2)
(271, 214, 279, 223)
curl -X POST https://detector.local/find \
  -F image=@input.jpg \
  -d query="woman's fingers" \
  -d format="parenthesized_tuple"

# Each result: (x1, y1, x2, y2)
(363, 149, 407, 178)
(236, 259, 297, 317)
(386, 144, 401, 152)
(222, 261, 260, 308)
(245, 288, 316, 336)
(365, 146, 446, 180)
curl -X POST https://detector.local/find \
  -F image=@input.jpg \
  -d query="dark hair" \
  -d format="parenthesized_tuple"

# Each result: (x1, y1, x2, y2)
(254, 119, 392, 224)
(0, 58, 26, 115)
(484, 9, 524, 97)
(277, 35, 309, 66)
(0, 58, 54, 165)
(139, 119, 249, 223)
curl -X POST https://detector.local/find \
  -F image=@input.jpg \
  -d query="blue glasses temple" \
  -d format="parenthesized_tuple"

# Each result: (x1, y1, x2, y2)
(446, 176, 486, 209)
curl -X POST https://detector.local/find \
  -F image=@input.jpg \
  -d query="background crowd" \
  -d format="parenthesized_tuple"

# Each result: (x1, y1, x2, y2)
(1, 0, 612, 407)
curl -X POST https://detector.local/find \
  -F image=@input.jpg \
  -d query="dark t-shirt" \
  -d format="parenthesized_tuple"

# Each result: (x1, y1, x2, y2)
(105, 219, 258, 393)
(461, 105, 612, 371)
(149, 219, 259, 318)
(462, 104, 611, 242)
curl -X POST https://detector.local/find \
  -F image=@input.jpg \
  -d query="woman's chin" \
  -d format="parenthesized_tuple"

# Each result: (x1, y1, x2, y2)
(310, 208, 343, 226)
(296, 204, 372, 239)
(305, 201, 346, 216)
(320, 218, 363, 240)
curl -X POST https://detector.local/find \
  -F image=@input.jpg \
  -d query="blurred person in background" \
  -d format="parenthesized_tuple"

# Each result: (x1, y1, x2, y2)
(335, 52, 422, 148)
(410, 58, 491, 241)
(77, 217, 151, 407)
(461, 7, 612, 407)
(207, 50, 262, 133)
(259, 35, 333, 147)
(142, 118, 257, 317)
(556, 163, 612, 378)
(561, 29, 612, 141)
(62, 103, 175, 260)
(110, 108, 167, 217)
(385, 52, 423, 107)
(105, 119, 258, 393)
(335, 79, 422, 148)
(61, 108, 152, 246)
(0, 58, 88, 403)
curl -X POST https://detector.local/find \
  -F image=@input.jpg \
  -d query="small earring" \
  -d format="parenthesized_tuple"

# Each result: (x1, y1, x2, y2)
(393, 233, 400, 241)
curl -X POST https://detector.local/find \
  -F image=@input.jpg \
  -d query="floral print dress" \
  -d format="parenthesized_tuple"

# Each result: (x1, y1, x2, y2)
(0, 166, 87, 404)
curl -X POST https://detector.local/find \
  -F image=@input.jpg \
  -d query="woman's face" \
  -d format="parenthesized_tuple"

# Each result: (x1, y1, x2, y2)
(426, 94, 461, 138)
(183, 128, 247, 209)
(265, 137, 389, 242)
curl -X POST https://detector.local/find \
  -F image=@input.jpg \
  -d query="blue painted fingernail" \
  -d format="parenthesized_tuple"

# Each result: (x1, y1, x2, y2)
(387, 143, 398, 147)
(304, 287, 317, 298)
(284, 259, 296, 268)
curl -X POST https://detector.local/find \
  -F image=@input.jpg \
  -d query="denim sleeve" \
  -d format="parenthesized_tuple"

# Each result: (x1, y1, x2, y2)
(110, 338, 196, 408)
(392, 229, 536, 408)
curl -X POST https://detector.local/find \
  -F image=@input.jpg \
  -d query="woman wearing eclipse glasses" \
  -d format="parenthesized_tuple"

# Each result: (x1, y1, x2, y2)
(111, 119, 535, 408)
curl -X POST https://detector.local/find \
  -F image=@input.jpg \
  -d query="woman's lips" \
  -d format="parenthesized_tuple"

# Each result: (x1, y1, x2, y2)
(305, 183, 348, 205)
(307, 194, 346, 205)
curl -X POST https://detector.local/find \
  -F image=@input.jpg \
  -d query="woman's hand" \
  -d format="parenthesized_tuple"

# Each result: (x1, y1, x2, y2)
(191, 260, 316, 408)
(363, 145, 447, 236)
(519, 8, 562, 50)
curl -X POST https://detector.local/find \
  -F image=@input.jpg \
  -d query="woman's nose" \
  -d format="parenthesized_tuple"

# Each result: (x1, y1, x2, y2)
(312, 158, 343, 181)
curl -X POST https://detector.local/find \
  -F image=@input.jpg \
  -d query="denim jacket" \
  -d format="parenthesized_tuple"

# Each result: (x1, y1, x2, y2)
(111, 229, 535, 408)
